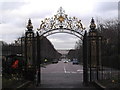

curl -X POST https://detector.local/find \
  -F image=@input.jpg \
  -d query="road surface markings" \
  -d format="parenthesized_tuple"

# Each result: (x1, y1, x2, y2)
(64, 66, 81, 74)
(77, 69, 83, 73)
(66, 71, 71, 73)
(77, 69, 83, 72)
(64, 66, 71, 73)
(64, 66, 67, 73)
(71, 72, 77, 73)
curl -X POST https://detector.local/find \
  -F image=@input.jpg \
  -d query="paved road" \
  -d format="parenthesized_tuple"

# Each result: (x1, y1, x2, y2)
(25, 59, 97, 89)
(41, 59, 83, 88)
(26, 59, 97, 89)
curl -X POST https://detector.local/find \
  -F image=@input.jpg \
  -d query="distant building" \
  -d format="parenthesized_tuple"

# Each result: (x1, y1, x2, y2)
(57, 49, 69, 58)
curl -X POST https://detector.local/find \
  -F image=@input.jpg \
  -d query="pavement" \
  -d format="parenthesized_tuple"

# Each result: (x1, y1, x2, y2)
(27, 59, 97, 89)
(0, 76, 1, 90)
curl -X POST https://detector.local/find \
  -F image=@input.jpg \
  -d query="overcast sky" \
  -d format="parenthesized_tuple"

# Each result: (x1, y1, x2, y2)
(0, 0, 119, 50)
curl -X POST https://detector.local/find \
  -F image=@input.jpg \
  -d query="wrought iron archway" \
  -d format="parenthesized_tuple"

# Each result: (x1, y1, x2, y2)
(37, 7, 85, 39)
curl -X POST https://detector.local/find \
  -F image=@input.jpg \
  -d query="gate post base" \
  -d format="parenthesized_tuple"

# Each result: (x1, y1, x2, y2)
(83, 81, 89, 86)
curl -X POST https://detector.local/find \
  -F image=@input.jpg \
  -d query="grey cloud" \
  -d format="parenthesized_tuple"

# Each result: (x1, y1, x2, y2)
(50, 39, 76, 49)
(1, 16, 26, 29)
(1, 10, 52, 29)
(29, 11, 52, 19)
(47, 33, 79, 49)
(54, 43, 75, 49)
(94, 2, 118, 13)
(1, 34, 21, 43)
(0, 2, 28, 11)
(47, 33, 80, 41)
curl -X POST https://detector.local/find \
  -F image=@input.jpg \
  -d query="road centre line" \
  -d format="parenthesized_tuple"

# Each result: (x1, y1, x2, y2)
(64, 66, 67, 73)
(64, 66, 70, 73)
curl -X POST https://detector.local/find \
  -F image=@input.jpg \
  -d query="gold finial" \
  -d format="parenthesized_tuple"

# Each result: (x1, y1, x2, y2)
(27, 18, 33, 31)
(90, 17, 96, 30)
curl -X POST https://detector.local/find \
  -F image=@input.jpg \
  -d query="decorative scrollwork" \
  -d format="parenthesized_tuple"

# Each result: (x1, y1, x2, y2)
(37, 7, 85, 34)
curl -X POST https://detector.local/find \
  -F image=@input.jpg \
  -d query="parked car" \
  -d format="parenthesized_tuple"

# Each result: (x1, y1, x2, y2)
(57, 58, 61, 61)
(68, 59, 71, 62)
(72, 60, 79, 65)
(63, 60, 68, 63)
(52, 59, 58, 64)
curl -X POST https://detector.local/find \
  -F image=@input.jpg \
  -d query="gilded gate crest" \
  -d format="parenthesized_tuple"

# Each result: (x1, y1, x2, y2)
(37, 7, 85, 38)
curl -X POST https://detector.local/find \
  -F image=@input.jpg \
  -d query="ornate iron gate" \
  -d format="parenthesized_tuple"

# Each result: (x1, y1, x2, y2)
(22, 7, 102, 86)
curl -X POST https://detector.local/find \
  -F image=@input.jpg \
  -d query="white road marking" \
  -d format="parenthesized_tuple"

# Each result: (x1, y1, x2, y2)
(64, 66, 71, 73)
(66, 71, 70, 73)
(77, 69, 83, 72)
(71, 72, 77, 73)
(64, 66, 83, 74)
(64, 66, 67, 73)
